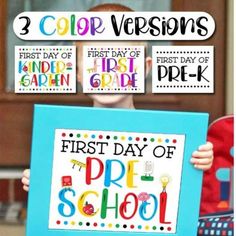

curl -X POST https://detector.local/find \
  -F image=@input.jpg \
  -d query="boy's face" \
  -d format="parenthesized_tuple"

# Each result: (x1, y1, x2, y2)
(76, 41, 152, 107)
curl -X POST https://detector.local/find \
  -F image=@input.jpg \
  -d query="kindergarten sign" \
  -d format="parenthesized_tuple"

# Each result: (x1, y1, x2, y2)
(15, 46, 76, 93)
(83, 46, 145, 93)
(49, 129, 185, 233)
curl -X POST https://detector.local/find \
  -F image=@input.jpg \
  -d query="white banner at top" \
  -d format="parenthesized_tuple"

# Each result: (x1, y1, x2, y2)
(13, 12, 215, 41)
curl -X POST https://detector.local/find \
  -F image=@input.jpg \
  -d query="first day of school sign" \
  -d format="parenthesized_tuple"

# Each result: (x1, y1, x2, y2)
(49, 129, 184, 233)
(27, 105, 208, 236)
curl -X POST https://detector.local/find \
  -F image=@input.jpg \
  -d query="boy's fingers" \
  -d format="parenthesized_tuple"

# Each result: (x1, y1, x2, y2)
(198, 142, 213, 151)
(194, 163, 212, 171)
(190, 157, 212, 165)
(21, 176, 30, 186)
(192, 150, 213, 159)
(23, 185, 29, 192)
(23, 169, 30, 178)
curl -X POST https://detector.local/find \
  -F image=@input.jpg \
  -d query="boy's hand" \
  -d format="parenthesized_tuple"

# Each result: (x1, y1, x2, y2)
(190, 142, 214, 171)
(22, 169, 30, 192)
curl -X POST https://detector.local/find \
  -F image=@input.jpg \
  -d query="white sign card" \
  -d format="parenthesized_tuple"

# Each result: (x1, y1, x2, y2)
(152, 46, 214, 93)
(15, 46, 76, 93)
(83, 46, 145, 93)
(49, 129, 185, 233)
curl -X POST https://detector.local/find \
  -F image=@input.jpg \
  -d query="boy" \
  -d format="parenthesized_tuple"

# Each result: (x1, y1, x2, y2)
(22, 3, 213, 191)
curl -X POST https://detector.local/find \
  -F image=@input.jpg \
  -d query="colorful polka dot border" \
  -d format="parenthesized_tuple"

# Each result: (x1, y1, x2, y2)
(61, 132, 178, 144)
(55, 220, 172, 231)
(18, 47, 73, 51)
(86, 88, 141, 91)
(88, 47, 140, 51)
(18, 88, 73, 91)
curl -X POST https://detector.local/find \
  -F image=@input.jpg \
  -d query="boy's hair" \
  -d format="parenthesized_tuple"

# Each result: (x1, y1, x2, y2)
(88, 3, 133, 12)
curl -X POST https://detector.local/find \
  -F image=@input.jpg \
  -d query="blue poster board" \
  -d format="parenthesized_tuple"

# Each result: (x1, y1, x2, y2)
(27, 104, 208, 236)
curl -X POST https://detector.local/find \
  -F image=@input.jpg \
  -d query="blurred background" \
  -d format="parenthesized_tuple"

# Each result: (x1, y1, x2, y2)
(0, 0, 233, 235)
